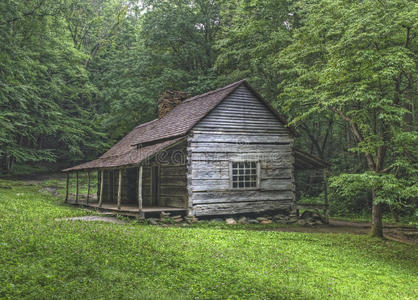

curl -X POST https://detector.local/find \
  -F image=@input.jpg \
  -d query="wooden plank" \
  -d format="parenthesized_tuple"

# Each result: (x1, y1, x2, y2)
(191, 179, 293, 192)
(86, 171, 90, 205)
(138, 166, 143, 210)
(99, 170, 104, 207)
(190, 133, 292, 144)
(75, 171, 79, 204)
(261, 168, 293, 179)
(191, 130, 290, 137)
(195, 122, 285, 130)
(160, 195, 186, 207)
(159, 177, 187, 185)
(160, 185, 187, 195)
(203, 116, 282, 125)
(194, 201, 292, 216)
(190, 152, 293, 165)
(206, 115, 278, 122)
(189, 143, 292, 153)
(191, 190, 294, 204)
(200, 110, 280, 119)
(65, 173, 69, 202)
(191, 168, 229, 180)
(117, 169, 122, 210)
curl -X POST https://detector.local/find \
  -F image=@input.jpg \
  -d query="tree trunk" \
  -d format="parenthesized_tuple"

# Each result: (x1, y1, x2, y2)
(370, 189, 383, 237)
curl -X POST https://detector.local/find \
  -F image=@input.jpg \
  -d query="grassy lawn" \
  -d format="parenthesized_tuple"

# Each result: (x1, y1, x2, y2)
(0, 180, 417, 299)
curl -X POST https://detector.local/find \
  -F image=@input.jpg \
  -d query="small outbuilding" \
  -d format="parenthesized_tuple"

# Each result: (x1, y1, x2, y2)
(63, 80, 327, 217)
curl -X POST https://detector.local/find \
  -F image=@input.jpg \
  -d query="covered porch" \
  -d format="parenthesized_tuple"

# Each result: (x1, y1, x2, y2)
(62, 137, 188, 217)
(63, 163, 188, 217)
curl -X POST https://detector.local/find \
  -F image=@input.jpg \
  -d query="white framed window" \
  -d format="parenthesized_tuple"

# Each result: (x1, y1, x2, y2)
(230, 160, 260, 189)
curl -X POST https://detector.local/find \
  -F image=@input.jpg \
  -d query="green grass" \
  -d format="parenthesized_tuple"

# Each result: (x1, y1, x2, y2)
(42, 173, 98, 198)
(0, 179, 417, 299)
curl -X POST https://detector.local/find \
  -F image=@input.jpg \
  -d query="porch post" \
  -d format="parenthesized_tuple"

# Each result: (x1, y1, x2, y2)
(75, 171, 79, 204)
(86, 171, 91, 205)
(117, 169, 122, 210)
(65, 173, 69, 202)
(99, 170, 104, 207)
(138, 166, 143, 210)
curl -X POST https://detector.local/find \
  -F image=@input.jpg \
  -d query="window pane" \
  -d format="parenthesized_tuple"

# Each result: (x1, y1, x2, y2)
(231, 161, 258, 189)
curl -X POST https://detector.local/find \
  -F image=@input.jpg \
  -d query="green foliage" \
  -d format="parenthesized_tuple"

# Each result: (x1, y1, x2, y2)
(279, 0, 417, 222)
(1, 0, 416, 226)
(0, 180, 417, 299)
(0, 0, 108, 171)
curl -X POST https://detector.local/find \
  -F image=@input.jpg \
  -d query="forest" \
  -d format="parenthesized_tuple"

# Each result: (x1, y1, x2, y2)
(1, 0, 417, 235)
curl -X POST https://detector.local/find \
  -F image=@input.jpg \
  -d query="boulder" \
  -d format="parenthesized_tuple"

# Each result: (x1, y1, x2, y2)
(211, 218, 224, 223)
(238, 216, 248, 224)
(247, 219, 259, 224)
(184, 216, 199, 224)
(256, 217, 269, 222)
(287, 217, 298, 224)
(148, 218, 159, 225)
(260, 220, 273, 224)
(225, 218, 237, 225)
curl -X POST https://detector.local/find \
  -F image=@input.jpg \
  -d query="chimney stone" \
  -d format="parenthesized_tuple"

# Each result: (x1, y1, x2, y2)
(157, 90, 188, 118)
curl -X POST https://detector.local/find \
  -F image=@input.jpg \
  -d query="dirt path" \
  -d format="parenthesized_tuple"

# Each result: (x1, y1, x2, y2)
(265, 219, 418, 245)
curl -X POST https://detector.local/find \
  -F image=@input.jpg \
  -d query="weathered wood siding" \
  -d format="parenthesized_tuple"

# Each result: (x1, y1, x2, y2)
(101, 168, 138, 205)
(188, 85, 295, 216)
(142, 141, 187, 208)
(100, 142, 187, 208)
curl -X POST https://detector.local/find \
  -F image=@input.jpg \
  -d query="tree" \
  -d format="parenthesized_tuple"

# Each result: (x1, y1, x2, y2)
(0, 0, 107, 172)
(281, 0, 417, 237)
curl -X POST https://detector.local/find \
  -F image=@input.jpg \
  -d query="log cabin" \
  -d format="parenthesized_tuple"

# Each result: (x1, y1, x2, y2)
(63, 80, 327, 217)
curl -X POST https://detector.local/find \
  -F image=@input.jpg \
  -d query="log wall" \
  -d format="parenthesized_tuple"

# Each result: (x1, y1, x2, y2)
(142, 141, 187, 208)
(188, 85, 295, 216)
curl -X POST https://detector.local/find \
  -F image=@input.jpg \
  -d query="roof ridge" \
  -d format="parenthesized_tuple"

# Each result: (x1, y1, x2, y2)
(182, 79, 246, 103)
(135, 118, 158, 129)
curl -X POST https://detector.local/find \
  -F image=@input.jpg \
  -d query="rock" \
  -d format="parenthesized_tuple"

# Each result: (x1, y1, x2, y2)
(247, 219, 259, 224)
(238, 216, 248, 224)
(173, 217, 183, 223)
(273, 214, 286, 220)
(297, 219, 306, 225)
(184, 216, 198, 224)
(159, 217, 173, 224)
(148, 218, 159, 225)
(225, 218, 237, 225)
(311, 219, 322, 225)
(260, 220, 273, 224)
(211, 218, 224, 223)
(160, 212, 171, 217)
(273, 219, 286, 224)
(172, 215, 182, 219)
(287, 217, 298, 224)
(256, 217, 269, 222)
(301, 211, 315, 219)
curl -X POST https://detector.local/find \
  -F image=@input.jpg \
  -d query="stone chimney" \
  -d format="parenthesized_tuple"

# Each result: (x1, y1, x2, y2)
(157, 90, 188, 118)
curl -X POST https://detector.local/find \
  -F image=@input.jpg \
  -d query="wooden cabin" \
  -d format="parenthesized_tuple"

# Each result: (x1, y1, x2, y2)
(63, 80, 326, 217)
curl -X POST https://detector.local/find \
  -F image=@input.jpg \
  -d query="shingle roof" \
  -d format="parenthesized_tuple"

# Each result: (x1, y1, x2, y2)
(62, 137, 185, 172)
(63, 80, 299, 172)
